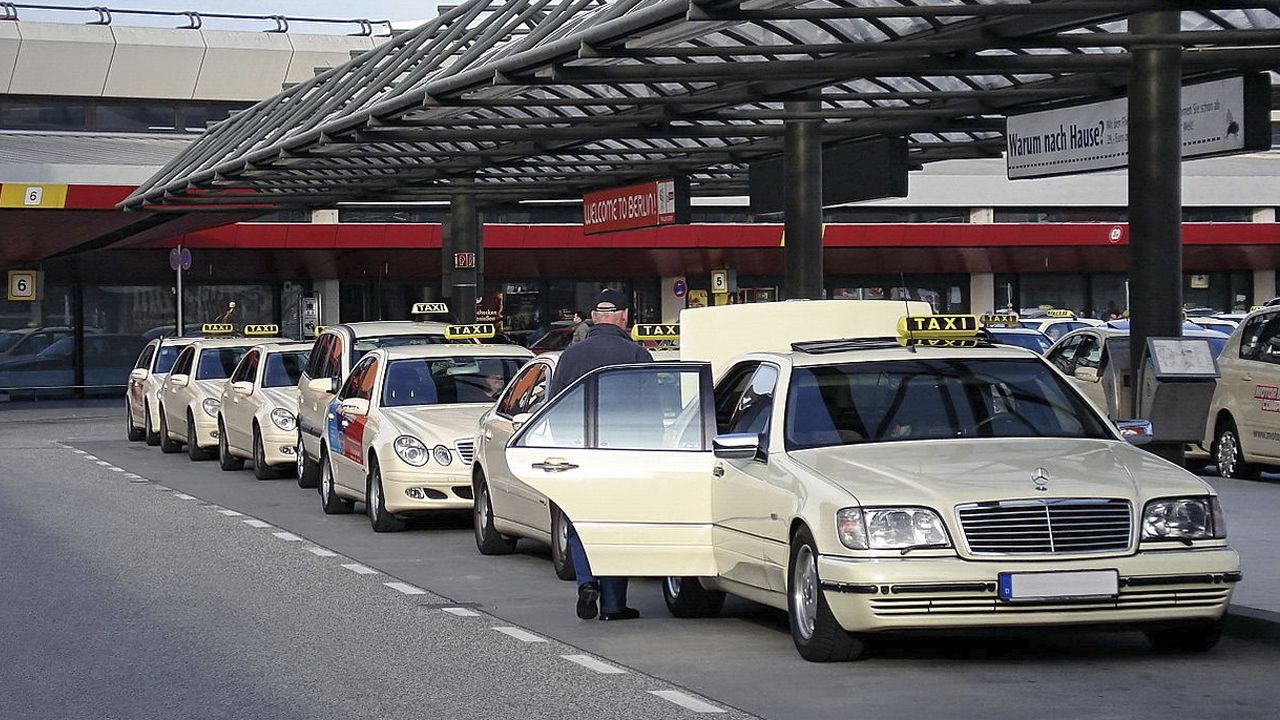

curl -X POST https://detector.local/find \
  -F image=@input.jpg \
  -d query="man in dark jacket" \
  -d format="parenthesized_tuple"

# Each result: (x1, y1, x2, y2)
(548, 288, 652, 621)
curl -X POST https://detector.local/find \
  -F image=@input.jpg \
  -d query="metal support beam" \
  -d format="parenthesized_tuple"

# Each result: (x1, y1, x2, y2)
(783, 100, 823, 301)
(446, 193, 479, 323)
(1127, 11, 1184, 464)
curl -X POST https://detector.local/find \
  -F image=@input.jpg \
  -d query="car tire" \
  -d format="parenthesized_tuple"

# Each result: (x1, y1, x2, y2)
(367, 460, 406, 533)
(1214, 418, 1260, 480)
(144, 404, 160, 446)
(787, 526, 866, 662)
(1146, 621, 1223, 653)
(253, 426, 282, 480)
(296, 436, 320, 489)
(126, 403, 145, 442)
(473, 477, 516, 555)
(319, 447, 354, 515)
(663, 576, 726, 618)
(218, 418, 245, 471)
(158, 406, 182, 454)
(550, 504, 576, 581)
(187, 412, 214, 461)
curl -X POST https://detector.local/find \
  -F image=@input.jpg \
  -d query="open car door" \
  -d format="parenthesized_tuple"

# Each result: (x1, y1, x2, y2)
(506, 362, 717, 577)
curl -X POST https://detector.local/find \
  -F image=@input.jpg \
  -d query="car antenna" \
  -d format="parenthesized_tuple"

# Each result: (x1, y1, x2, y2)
(901, 271, 916, 353)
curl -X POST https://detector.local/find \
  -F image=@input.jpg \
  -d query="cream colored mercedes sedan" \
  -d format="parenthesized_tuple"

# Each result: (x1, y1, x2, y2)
(504, 302, 1240, 662)
(317, 342, 531, 532)
(217, 340, 313, 479)
(1202, 305, 1280, 478)
(126, 336, 195, 446)
(158, 330, 284, 461)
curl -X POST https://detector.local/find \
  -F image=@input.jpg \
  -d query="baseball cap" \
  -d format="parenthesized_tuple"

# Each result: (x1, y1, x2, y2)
(591, 288, 630, 312)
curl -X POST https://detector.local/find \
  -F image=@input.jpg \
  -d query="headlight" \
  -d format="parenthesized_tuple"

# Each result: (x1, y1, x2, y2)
(201, 398, 221, 418)
(394, 435, 429, 467)
(270, 408, 297, 431)
(1142, 497, 1225, 540)
(837, 507, 951, 551)
(432, 444, 453, 466)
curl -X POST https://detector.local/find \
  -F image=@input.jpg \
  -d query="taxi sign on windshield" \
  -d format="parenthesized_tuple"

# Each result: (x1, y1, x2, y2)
(243, 324, 279, 336)
(631, 323, 679, 341)
(201, 323, 235, 335)
(411, 302, 450, 315)
(1045, 309, 1075, 318)
(445, 323, 495, 340)
(898, 314, 980, 339)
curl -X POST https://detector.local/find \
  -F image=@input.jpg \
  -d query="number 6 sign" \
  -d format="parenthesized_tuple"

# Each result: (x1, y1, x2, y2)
(7, 270, 39, 301)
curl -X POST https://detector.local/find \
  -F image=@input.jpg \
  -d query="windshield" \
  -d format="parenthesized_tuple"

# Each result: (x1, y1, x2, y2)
(382, 356, 524, 407)
(154, 346, 181, 374)
(196, 347, 249, 380)
(785, 358, 1113, 450)
(0, 332, 23, 352)
(263, 351, 309, 388)
(989, 331, 1051, 354)
(351, 333, 455, 366)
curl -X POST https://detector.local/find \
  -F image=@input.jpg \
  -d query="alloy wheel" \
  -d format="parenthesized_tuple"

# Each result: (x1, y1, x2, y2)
(792, 545, 818, 641)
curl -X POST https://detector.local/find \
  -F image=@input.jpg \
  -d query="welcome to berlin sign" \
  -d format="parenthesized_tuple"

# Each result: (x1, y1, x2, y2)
(582, 179, 677, 234)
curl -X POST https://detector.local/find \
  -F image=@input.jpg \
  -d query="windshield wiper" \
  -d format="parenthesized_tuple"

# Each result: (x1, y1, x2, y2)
(899, 543, 951, 556)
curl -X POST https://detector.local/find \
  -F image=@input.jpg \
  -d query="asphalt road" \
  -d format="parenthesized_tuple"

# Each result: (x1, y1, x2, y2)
(4, 403, 1279, 720)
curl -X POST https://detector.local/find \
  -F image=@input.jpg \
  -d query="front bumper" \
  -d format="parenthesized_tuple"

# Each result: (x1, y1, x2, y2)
(192, 413, 219, 449)
(817, 548, 1240, 633)
(259, 427, 298, 467)
(382, 467, 474, 513)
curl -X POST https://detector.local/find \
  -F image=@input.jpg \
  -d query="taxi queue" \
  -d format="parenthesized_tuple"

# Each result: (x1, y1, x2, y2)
(120, 300, 1271, 662)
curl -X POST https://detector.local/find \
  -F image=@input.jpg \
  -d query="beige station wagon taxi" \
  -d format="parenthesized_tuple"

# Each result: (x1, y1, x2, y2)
(318, 338, 531, 532)
(1203, 305, 1280, 478)
(217, 340, 312, 479)
(502, 302, 1240, 662)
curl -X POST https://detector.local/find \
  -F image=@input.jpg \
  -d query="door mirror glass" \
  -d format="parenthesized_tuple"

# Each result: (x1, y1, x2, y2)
(340, 398, 371, 417)
(1115, 419, 1153, 445)
(713, 432, 763, 460)
(169, 373, 189, 387)
(231, 381, 253, 396)
(129, 368, 149, 382)
(1074, 366, 1101, 383)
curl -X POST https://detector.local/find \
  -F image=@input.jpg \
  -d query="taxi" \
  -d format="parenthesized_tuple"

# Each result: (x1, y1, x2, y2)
(216, 338, 313, 479)
(503, 301, 1239, 662)
(1202, 305, 1280, 478)
(297, 303, 477, 489)
(978, 313, 1052, 354)
(318, 326, 531, 532)
(1019, 308, 1104, 341)
(126, 335, 195, 445)
(158, 325, 286, 460)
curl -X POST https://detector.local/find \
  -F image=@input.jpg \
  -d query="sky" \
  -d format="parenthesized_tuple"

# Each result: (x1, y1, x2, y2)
(21, 2, 440, 32)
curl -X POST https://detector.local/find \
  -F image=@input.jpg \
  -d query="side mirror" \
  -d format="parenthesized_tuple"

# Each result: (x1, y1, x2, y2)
(231, 381, 253, 396)
(713, 432, 764, 460)
(129, 368, 149, 382)
(1115, 419, 1153, 446)
(308, 377, 336, 394)
(511, 412, 532, 431)
(1074, 367, 1101, 383)
(168, 373, 190, 387)
(340, 398, 370, 417)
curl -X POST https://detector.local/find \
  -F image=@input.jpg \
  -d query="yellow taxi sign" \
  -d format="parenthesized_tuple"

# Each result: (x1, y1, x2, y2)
(444, 323, 495, 340)
(981, 313, 1019, 327)
(313, 325, 328, 337)
(411, 302, 449, 315)
(1045, 309, 1075, 318)
(898, 314, 980, 339)
(243, 324, 279, 336)
(202, 323, 235, 335)
(631, 323, 679, 341)
(1250, 305, 1265, 312)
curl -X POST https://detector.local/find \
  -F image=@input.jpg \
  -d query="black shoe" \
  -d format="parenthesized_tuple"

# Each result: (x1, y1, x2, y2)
(576, 582, 600, 620)
(599, 607, 640, 621)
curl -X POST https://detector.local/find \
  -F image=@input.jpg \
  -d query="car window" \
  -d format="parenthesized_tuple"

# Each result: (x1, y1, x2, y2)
(381, 356, 524, 407)
(727, 364, 778, 436)
(172, 347, 194, 375)
(306, 335, 332, 378)
(0, 332, 21, 352)
(231, 350, 260, 384)
(1047, 336, 1084, 373)
(339, 356, 377, 400)
(784, 359, 1112, 450)
(154, 345, 182, 374)
(37, 337, 74, 357)
(1076, 335, 1103, 370)
(263, 351, 309, 388)
(1239, 314, 1272, 362)
(196, 348, 249, 380)
(531, 329, 572, 352)
(325, 336, 344, 378)
(498, 362, 547, 417)
(1257, 316, 1280, 366)
(518, 383, 586, 448)
(714, 362, 760, 433)
(134, 343, 156, 370)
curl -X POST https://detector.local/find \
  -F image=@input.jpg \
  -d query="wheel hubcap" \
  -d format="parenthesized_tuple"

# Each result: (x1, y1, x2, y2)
(792, 545, 818, 641)
(296, 441, 306, 479)
(666, 576, 682, 597)
(370, 475, 381, 519)
(555, 511, 568, 555)
(474, 488, 487, 537)
(1218, 431, 1238, 476)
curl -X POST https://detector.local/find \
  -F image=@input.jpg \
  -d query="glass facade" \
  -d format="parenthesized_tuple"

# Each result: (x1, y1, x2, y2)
(829, 274, 969, 313)
(998, 271, 1252, 318)
(0, 97, 247, 134)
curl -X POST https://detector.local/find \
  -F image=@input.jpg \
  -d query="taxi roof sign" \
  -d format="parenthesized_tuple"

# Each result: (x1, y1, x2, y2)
(411, 302, 449, 315)
(1250, 305, 1265, 312)
(898, 314, 980, 339)
(1045, 309, 1075, 318)
(201, 323, 235, 335)
(444, 323, 495, 340)
(631, 323, 679, 341)
(313, 325, 328, 338)
(981, 313, 1020, 327)
(243, 324, 279, 336)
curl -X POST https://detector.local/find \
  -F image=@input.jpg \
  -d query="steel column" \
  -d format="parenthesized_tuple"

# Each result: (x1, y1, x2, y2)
(783, 100, 823, 300)
(446, 194, 480, 323)
(1127, 11, 1183, 463)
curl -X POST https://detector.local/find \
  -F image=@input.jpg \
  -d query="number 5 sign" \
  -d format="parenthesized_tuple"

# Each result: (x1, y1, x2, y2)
(7, 270, 40, 301)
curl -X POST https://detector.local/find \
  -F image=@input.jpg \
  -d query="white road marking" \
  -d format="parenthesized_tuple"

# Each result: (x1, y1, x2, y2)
(384, 582, 426, 596)
(272, 532, 303, 542)
(341, 563, 378, 575)
(173, 493, 196, 500)
(441, 607, 480, 617)
(492, 627, 546, 643)
(307, 547, 338, 557)
(73, 449, 86, 454)
(95, 461, 111, 466)
(562, 655, 626, 674)
(109, 467, 126, 472)
(217, 509, 243, 517)
(649, 691, 725, 714)
(82, 455, 97, 461)
(125, 473, 143, 480)
(242, 519, 272, 529)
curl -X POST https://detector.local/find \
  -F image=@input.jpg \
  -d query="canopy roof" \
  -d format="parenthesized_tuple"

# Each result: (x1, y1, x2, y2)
(122, 0, 1280, 211)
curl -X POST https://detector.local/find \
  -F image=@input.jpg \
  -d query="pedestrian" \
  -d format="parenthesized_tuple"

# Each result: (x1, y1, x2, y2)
(570, 309, 591, 345)
(547, 288, 652, 621)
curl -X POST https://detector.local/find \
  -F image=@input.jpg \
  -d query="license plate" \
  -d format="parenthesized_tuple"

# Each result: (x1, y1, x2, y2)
(998, 569, 1119, 601)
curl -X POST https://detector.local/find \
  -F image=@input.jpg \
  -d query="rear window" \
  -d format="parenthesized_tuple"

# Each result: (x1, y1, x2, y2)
(263, 351, 309, 388)
(196, 348, 249, 380)
(382, 356, 524, 407)
(154, 346, 181, 374)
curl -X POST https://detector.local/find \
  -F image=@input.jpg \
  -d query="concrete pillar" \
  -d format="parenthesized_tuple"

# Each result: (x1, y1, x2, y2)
(445, 195, 480, 324)
(968, 207, 994, 224)
(316, 280, 340, 325)
(660, 276, 686, 323)
(969, 273, 996, 316)
(783, 99, 823, 300)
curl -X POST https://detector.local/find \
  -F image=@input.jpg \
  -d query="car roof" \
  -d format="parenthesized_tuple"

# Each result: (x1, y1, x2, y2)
(336, 320, 452, 338)
(766, 341, 1041, 368)
(378, 344, 534, 361)
(986, 326, 1047, 335)
(250, 341, 314, 353)
(188, 337, 286, 350)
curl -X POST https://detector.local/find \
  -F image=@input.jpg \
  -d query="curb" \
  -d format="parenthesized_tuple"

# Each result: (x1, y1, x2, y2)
(1224, 604, 1280, 647)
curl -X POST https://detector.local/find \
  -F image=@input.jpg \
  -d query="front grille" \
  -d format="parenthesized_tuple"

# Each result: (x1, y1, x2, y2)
(869, 584, 1231, 618)
(454, 438, 475, 466)
(957, 498, 1131, 555)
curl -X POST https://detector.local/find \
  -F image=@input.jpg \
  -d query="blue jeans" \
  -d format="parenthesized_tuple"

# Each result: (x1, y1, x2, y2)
(566, 519, 628, 613)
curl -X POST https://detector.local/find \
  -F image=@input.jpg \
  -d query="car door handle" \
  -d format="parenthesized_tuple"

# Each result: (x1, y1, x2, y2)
(713, 465, 725, 477)
(1242, 375, 1253, 382)
(532, 460, 578, 473)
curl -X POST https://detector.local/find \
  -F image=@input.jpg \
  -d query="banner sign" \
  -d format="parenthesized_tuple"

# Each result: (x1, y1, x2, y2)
(583, 179, 677, 234)
(1007, 75, 1270, 180)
